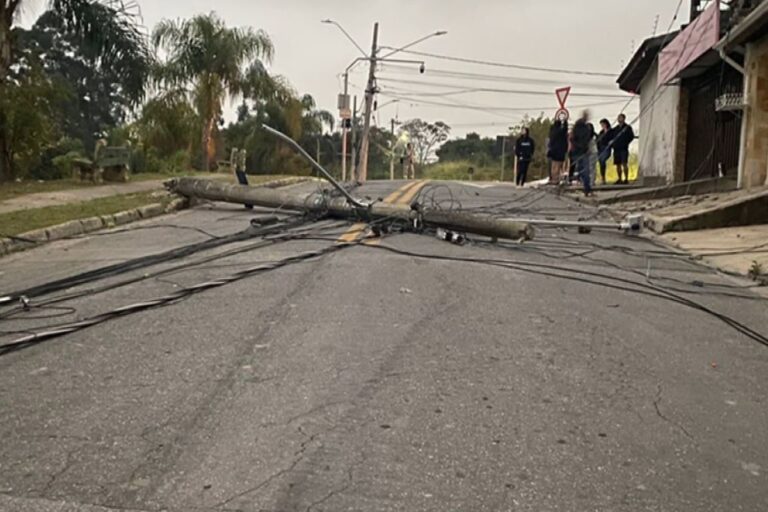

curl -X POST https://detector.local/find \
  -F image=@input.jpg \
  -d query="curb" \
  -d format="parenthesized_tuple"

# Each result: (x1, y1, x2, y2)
(0, 196, 189, 258)
(0, 176, 306, 259)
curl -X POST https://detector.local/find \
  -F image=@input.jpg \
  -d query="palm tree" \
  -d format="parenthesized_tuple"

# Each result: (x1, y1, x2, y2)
(152, 12, 274, 171)
(300, 94, 334, 136)
(0, 0, 149, 181)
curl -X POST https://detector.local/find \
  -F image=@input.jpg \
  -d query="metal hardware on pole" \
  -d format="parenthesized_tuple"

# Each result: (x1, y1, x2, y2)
(261, 125, 365, 208)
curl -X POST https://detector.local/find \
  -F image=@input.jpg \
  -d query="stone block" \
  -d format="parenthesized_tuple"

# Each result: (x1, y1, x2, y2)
(79, 216, 105, 233)
(113, 210, 141, 225)
(137, 204, 164, 219)
(20, 229, 48, 244)
(45, 220, 84, 240)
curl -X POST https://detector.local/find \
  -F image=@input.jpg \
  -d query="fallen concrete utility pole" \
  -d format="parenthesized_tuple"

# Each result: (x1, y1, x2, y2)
(166, 177, 535, 241)
(500, 215, 644, 235)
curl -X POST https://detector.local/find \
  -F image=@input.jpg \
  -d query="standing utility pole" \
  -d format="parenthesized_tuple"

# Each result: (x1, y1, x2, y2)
(500, 136, 507, 182)
(390, 118, 396, 180)
(351, 96, 358, 177)
(357, 22, 379, 183)
(341, 91, 348, 181)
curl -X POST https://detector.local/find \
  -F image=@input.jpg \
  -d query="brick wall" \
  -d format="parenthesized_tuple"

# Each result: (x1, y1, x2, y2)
(742, 35, 768, 188)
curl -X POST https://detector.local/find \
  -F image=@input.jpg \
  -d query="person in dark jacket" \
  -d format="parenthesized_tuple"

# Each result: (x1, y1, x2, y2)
(547, 120, 568, 183)
(571, 111, 593, 196)
(596, 118, 613, 185)
(514, 127, 535, 186)
(612, 113, 635, 184)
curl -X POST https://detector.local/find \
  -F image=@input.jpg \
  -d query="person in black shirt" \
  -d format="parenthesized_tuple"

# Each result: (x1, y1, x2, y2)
(547, 120, 568, 183)
(571, 111, 593, 196)
(514, 127, 535, 187)
(596, 118, 613, 185)
(612, 113, 635, 184)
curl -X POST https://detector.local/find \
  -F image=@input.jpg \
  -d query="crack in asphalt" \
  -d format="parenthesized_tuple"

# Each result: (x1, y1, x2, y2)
(125, 251, 335, 507)
(653, 384, 694, 440)
(213, 425, 328, 508)
(304, 453, 365, 512)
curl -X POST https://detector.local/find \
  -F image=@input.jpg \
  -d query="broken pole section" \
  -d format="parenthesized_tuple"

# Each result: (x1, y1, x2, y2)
(166, 178, 534, 241)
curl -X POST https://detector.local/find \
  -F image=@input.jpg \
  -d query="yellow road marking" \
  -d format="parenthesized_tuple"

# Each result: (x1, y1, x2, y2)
(336, 180, 421, 243)
(338, 222, 367, 243)
(382, 180, 421, 204)
(396, 179, 430, 206)
(365, 180, 431, 246)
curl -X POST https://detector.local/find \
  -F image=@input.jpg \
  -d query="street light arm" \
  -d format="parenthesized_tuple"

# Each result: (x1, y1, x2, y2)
(321, 19, 369, 58)
(378, 30, 447, 59)
(261, 124, 366, 209)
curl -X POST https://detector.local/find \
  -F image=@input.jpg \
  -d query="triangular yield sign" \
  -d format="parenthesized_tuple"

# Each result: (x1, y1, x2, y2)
(555, 87, 571, 108)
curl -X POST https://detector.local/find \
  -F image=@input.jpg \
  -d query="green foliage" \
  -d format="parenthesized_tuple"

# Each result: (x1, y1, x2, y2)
(437, 114, 553, 182)
(151, 12, 274, 171)
(51, 150, 88, 178)
(749, 260, 766, 281)
(436, 132, 495, 162)
(0, 64, 64, 179)
(135, 91, 198, 157)
(422, 160, 502, 182)
(1, 1, 149, 182)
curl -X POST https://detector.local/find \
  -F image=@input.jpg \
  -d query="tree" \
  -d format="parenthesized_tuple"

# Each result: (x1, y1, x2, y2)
(436, 132, 496, 163)
(0, 0, 148, 181)
(0, 64, 63, 177)
(14, 7, 150, 152)
(400, 119, 451, 165)
(135, 90, 198, 157)
(152, 12, 274, 171)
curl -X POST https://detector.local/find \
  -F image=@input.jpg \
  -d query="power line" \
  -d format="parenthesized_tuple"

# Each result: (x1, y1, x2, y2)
(378, 48, 618, 77)
(379, 91, 629, 113)
(377, 77, 630, 99)
(379, 64, 621, 90)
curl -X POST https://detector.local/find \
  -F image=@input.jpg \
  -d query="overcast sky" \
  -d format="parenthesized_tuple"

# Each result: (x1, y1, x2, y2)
(24, 0, 690, 137)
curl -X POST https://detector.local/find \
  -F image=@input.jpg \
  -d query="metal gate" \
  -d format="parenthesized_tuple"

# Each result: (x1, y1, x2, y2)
(683, 66, 742, 181)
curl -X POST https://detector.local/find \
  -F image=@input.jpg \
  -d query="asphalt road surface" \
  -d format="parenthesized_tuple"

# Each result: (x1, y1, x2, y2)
(1, 180, 767, 512)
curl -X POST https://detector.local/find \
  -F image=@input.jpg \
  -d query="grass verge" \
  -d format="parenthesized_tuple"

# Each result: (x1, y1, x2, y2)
(0, 172, 289, 202)
(0, 191, 173, 237)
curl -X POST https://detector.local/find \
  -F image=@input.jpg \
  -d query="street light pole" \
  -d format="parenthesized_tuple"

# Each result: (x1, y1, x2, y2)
(501, 136, 506, 182)
(357, 22, 379, 183)
(325, 24, 447, 183)
(351, 95, 357, 176)
(390, 118, 396, 180)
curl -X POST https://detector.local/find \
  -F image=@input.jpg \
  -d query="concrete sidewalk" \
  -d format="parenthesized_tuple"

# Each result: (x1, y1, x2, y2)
(0, 179, 168, 215)
(660, 224, 768, 281)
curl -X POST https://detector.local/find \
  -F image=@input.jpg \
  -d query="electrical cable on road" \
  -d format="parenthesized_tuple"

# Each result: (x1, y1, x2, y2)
(0, 215, 318, 307)
(351, 241, 768, 348)
(0, 240, 358, 357)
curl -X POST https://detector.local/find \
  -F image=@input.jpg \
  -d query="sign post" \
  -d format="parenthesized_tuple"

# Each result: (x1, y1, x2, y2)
(555, 86, 572, 121)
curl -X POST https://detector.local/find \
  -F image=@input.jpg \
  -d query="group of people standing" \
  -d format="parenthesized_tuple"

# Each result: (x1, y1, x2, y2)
(544, 112, 635, 195)
(513, 112, 635, 196)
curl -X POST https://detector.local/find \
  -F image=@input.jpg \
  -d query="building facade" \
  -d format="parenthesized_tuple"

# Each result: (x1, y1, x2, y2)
(718, 0, 768, 189)
(619, 1, 763, 188)
(618, 34, 682, 185)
